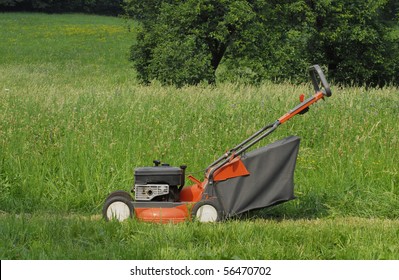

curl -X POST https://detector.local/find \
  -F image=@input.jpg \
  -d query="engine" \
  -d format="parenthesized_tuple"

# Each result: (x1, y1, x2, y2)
(133, 161, 186, 202)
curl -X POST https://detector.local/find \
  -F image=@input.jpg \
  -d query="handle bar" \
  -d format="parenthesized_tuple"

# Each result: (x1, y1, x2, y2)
(206, 64, 332, 182)
(309, 65, 332, 97)
(278, 65, 332, 124)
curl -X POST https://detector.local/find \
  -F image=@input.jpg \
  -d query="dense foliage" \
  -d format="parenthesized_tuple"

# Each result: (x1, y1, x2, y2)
(125, 0, 399, 86)
(0, 0, 123, 15)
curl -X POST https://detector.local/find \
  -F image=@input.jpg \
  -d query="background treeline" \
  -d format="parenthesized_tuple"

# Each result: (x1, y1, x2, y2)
(125, 0, 399, 87)
(0, 0, 123, 16)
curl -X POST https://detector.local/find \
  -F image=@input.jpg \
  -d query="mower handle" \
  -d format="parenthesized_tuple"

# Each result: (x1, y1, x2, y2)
(277, 65, 332, 124)
(309, 65, 332, 97)
(206, 64, 332, 182)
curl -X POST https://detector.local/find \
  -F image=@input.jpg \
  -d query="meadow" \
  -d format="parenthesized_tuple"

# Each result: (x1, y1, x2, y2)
(0, 13, 398, 259)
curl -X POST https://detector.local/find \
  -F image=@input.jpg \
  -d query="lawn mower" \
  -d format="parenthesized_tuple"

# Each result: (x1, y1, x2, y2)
(102, 65, 332, 223)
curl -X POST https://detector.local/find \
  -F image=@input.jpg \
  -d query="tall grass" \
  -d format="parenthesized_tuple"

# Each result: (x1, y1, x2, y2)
(1, 75, 397, 217)
(0, 13, 398, 260)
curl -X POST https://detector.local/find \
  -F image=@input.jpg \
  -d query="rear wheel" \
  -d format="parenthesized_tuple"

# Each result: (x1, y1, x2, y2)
(192, 200, 224, 222)
(102, 195, 134, 222)
(105, 190, 133, 201)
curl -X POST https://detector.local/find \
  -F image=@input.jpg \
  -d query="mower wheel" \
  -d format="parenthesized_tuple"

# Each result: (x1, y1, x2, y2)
(102, 195, 134, 222)
(104, 190, 133, 201)
(192, 200, 224, 223)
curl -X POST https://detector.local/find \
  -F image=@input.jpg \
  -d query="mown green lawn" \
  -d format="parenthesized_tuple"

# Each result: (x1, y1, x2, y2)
(0, 13, 398, 260)
(1, 214, 399, 260)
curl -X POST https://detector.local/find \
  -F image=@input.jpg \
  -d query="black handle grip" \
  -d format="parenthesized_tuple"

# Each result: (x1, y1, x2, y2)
(309, 65, 332, 97)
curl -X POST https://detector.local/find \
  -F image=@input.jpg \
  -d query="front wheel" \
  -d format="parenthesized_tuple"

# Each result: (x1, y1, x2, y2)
(192, 199, 224, 223)
(102, 194, 134, 222)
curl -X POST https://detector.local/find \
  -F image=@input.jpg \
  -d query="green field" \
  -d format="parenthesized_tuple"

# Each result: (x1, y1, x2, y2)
(0, 13, 398, 260)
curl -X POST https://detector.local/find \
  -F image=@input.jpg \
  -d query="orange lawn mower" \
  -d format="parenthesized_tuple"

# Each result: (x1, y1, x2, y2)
(102, 65, 332, 223)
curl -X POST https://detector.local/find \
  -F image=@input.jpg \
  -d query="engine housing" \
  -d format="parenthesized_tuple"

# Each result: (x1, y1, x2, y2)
(134, 184, 169, 201)
(133, 165, 185, 201)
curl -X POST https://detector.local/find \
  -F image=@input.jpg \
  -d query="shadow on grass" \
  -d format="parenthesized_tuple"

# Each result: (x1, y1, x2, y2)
(233, 192, 331, 222)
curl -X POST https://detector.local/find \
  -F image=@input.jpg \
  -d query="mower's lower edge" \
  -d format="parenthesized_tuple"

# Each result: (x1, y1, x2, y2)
(225, 197, 297, 219)
(132, 202, 192, 223)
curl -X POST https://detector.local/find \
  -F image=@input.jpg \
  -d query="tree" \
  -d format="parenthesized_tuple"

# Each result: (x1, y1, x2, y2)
(220, 0, 315, 83)
(126, 0, 257, 86)
(125, 0, 399, 86)
(224, 0, 399, 86)
(306, 0, 399, 86)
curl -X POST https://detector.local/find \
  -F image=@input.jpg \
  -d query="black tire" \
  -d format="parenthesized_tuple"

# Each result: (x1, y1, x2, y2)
(102, 195, 134, 222)
(105, 190, 133, 201)
(191, 199, 224, 223)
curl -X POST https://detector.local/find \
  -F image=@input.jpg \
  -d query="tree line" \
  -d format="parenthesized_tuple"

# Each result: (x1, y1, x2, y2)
(126, 0, 399, 87)
(0, 0, 123, 16)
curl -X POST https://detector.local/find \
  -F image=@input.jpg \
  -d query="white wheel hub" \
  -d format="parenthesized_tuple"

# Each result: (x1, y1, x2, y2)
(196, 204, 218, 222)
(106, 201, 131, 221)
